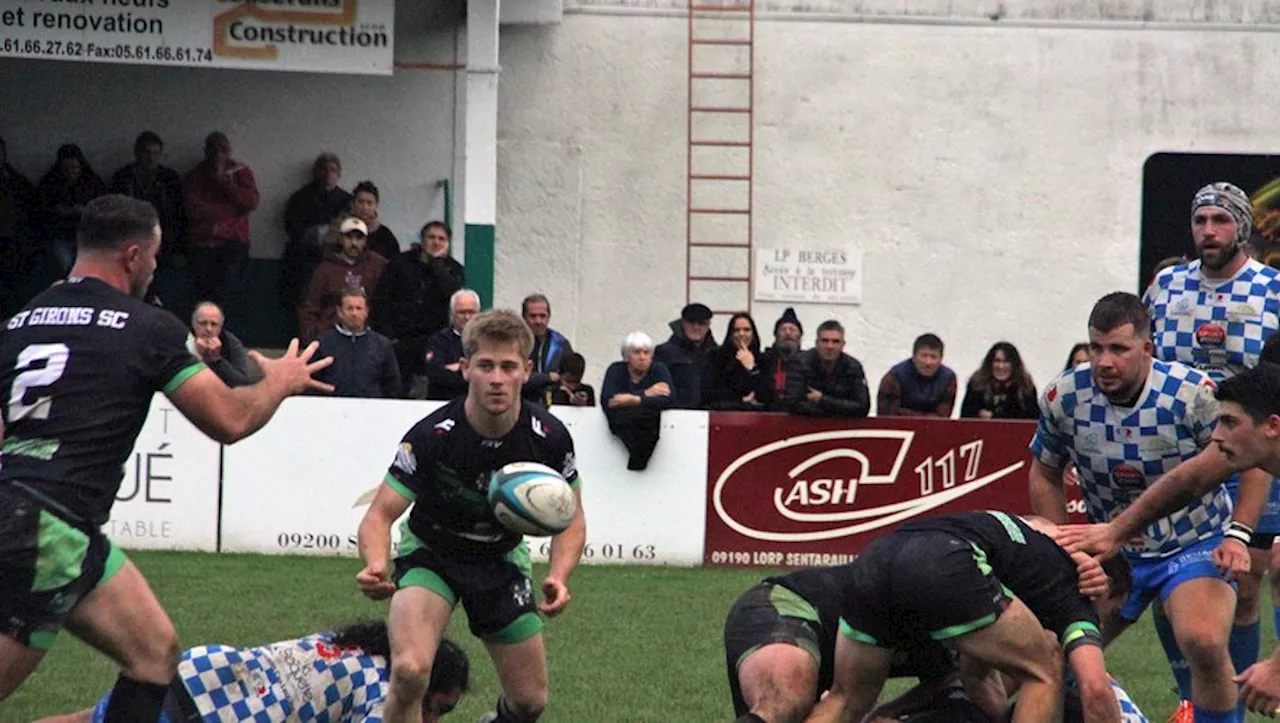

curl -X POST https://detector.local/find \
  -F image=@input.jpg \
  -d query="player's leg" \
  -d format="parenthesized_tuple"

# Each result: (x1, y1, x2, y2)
(723, 582, 824, 723)
(384, 585, 455, 723)
(32, 710, 94, 723)
(63, 550, 181, 723)
(0, 638, 45, 701)
(1161, 568, 1238, 721)
(484, 635, 549, 722)
(471, 543, 548, 722)
(943, 598, 1064, 723)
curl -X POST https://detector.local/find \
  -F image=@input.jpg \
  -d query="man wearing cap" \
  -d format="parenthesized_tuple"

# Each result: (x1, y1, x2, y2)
(298, 215, 388, 342)
(766, 307, 805, 410)
(655, 302, 719, 409)
(1143, 181, 1280, 718)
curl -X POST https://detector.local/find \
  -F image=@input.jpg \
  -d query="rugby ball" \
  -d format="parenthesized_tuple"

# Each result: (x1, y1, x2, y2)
(488, 462, 577, 536)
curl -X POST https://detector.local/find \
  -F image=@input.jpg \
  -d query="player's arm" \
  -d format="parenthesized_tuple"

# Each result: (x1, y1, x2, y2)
(804, 631, 890, 723)
(1029, 459, 1069, 524)
(167, 339, 333, 444)
(542, 486, 585, 616)
(1065, 638, 1121, 723)
(356, 478, 413, 600)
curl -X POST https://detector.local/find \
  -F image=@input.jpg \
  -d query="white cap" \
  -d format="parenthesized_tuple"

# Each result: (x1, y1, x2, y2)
(339, 217, 368, 236)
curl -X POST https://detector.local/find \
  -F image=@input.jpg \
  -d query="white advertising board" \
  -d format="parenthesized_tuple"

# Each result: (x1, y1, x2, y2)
(0, 0, 394, 75)
(219, 398, 709, 566)
(107, 396, 222, 551)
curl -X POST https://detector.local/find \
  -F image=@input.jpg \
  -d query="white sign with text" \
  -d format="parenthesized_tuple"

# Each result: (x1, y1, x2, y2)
(754, 247, 863, 305)
(107, 396, 222, 551)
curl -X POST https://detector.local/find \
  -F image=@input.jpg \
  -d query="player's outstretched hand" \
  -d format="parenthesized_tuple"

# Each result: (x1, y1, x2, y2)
(1052, 522, 1123, 561)
(1236, 659, 1280, 717)
(1213, 538, 1252, 581)
(356, 564, 396, 601)
(249, 338, 335, 395)
(539, 576, 571, 617)
(1069, 551, 1110, 599)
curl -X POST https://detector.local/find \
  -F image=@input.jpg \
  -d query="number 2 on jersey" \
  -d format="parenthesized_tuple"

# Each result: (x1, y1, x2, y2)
(7, 343, 70, 421)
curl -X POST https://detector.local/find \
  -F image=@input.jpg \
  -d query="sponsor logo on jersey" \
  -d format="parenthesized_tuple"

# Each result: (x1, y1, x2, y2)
(562, 451, 577, 479)
(434, 418, 456, 435)
(531, 417, 547, 439)
(1195, 323, 1226, 348)
(393, 443, 417, 475)
(1111, 463, 1145, 489)
(1229, 303, 1260, 322)
(1171, 295, 1195, 316)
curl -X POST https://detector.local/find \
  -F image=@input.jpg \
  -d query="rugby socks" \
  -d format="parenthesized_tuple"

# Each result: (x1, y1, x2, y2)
(1154, 611, 1193, 699)
(102, 675, 169, 723)
(1229, 620, 1261, 672)
(492, 695, 541, 723)
(1192, 708, 1236, 723)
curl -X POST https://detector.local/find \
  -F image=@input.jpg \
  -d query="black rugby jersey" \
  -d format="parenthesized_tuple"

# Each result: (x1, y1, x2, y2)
(0, 277, 203, 524)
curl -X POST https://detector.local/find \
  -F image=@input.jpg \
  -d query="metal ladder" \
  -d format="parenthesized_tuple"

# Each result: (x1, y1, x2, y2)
(686, 0, 754, 322)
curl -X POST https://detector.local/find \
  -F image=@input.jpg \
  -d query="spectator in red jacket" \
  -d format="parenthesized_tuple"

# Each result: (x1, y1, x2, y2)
(182, 131, 260, 308)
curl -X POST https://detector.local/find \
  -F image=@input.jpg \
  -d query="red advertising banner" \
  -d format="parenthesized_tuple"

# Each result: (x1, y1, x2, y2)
(704, 413, 1085, 568)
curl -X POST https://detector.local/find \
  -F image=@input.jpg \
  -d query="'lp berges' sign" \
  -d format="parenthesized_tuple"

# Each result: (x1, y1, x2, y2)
(704, 414, 1039, 568)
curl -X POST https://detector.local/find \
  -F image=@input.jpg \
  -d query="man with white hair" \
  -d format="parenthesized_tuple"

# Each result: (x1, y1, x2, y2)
(425, 289, 481, 401)
(601, 332, 674, 470)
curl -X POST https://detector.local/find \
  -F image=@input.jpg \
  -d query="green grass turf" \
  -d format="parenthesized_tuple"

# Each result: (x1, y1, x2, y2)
(3, 550, 1272, 721)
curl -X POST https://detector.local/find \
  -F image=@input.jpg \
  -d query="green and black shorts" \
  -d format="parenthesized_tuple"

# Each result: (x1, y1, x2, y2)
(393, 528, 543, 644)
(0, 484, 127, 651)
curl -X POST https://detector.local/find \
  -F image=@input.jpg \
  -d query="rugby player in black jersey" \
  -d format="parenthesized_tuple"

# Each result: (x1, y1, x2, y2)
(356, 309, 587, 723)
(805, 511, 1124, 723)
(0, 195, 333, 721)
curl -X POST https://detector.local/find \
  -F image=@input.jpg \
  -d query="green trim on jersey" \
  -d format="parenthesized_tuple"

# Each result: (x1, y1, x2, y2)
(969, 542, 993, 576)
(101, 541, 127, 586)
(385, 473, 417, 502)
(1060, 621, 1101, 648)
(985, 511, 1027, 544)
(770, 585, 820, 623)
(839, 618, 878, 645)
(930, 612, 998, 641)
(28, 630, 57, 651)
(33, 510, 89, 592)
(506, 539, 532, 576)
(161, 361, 208, 396)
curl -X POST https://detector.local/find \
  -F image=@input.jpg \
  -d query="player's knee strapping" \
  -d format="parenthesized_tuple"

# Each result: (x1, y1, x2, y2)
(102, 674, 170, 723)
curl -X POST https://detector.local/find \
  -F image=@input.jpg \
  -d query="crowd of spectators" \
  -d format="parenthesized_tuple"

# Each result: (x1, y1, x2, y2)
(0, 134, 1083, 472)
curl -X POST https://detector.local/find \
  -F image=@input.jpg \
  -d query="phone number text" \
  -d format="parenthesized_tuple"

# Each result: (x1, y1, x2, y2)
(0, 38, 212, 63)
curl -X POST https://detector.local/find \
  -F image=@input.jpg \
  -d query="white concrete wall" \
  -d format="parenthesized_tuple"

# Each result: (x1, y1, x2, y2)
(494, 10, 1280, 402)
(0, 2, 461, 259)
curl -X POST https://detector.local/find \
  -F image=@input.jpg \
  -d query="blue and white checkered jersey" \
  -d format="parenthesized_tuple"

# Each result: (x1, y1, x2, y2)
(1143, 258, 1280, 383)
(1029, 359, 1229, 559)
(178, 633, 389, 722)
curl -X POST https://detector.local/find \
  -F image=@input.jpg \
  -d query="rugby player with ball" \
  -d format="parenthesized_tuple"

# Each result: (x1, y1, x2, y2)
(356, 309, 585, 723)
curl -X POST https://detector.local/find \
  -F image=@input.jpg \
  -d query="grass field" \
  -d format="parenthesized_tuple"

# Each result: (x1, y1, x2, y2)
(4, 550, 1275, 722)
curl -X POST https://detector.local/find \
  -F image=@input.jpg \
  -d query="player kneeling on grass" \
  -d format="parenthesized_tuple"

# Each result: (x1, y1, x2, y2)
(356, 309, 587, 723)
(34, 621, 469, 723)
(803, 511, 1124, 723)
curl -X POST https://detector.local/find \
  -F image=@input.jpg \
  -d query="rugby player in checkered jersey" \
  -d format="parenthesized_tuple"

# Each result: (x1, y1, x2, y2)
(1028, 292, 1271, 723)
(1141, 181, 1280, 718)
(356, 309, 586, 723)
(35, 622, 469, 722)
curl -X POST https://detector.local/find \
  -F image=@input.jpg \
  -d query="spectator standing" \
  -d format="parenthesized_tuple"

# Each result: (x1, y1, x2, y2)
(313, 288, 401, 398)
(351, 180, 400, 262)
(784, 320, 870, 418)
(602, 332, 674, 470)
(655, 302, 718, 409)
(876, 333, 957, 418)
(959, 341, 1038, 420)
(522, 293, 574, 403)
(182, 132, 259, 308)
(764, 307, 804, 409)
(281, 152, 352, 311)
(0, 136, 33, 316)
(298, 217, 387, 342)
(710, 312, 773, 410)
(424, 289, 481, 401)
(370, 220, 464, 386)
(188, 301, 251, 387)
(109, 131, 185, 268)
(35, 143, 106, 277)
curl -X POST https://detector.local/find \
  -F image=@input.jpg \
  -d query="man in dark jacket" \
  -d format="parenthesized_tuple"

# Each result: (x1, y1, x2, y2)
(521, 293, 574, 403)
(785, 319, 870, 418)
(280, 152, 353, 311)
(655, 302, 719, 409)
(876, 333, 957, 418)
(109, 131, 186, 268)
(424, 289, 480, 401)
(370, 221, 464, 392)
(189, 301, 252, 387)
(313, 288, 401, 398)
